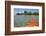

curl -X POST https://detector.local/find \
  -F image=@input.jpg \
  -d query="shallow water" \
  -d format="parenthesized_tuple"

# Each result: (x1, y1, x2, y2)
(14, 15, 39, 27)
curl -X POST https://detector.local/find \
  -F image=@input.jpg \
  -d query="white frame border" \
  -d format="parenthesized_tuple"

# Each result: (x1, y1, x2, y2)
(11, 5, 42, 31)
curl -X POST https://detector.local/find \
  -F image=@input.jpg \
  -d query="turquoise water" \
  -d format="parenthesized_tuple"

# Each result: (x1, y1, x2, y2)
(14, 15, 39, 27)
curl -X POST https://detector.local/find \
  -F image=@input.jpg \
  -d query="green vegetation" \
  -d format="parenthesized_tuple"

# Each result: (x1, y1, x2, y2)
(16, 11, 39, 15)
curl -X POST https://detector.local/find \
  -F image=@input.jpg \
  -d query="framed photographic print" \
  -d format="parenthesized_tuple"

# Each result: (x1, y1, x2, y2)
(5, 1, 45, 35)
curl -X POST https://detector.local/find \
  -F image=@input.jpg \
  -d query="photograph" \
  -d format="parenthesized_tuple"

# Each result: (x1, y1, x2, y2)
(14, 8, 39, 27)
(5, 1, 45, 35)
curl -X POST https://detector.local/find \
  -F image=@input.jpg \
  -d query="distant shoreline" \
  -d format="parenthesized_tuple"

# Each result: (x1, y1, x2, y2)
(15, 15, 39, 16)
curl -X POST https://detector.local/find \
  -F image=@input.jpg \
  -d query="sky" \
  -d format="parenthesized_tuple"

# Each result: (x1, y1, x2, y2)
(14, 8, 39, 15)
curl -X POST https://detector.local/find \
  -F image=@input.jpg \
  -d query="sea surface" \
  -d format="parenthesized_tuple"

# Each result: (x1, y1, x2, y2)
(14, 15, 39, 27)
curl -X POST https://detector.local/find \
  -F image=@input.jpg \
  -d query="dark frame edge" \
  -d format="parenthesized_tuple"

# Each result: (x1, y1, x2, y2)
(5, 1, 45, 35)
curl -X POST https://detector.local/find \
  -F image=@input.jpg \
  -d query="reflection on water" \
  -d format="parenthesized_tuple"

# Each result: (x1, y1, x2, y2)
(14, 15, 39, 27)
